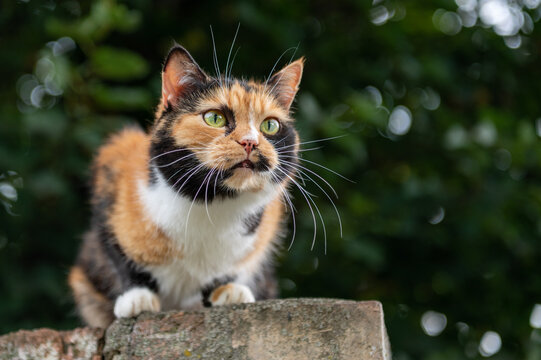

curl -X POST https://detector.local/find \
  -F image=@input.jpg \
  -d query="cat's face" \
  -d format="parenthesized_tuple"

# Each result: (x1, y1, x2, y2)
(150, 46, 303, 201)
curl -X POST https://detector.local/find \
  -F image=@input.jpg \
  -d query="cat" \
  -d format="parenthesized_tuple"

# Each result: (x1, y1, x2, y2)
(68, 44, 304, 328)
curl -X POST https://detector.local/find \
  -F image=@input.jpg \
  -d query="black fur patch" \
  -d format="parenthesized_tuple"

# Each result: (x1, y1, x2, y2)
(243, 208, 264, 235)
(100, 231, 159, 293)
(78, 191, 159, 300)
(251, 262, 278, 300)
(267, 122, 298, 183)
(150, 136, 238, 202)
(221, 105, 237, 136)
(238, 80, 255, 93)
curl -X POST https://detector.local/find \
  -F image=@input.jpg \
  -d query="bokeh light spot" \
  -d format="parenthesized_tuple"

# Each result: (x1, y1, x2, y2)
(371, 6, 391, 25)
(530, 304, 541, 328)
(0, 183, 17, 202)
(429, 207, 445, 225)
(435, 10, 463, 35)
(421, 311, 447, 336)
(479, 331, 502, 357)
(388, 106, 412, 136)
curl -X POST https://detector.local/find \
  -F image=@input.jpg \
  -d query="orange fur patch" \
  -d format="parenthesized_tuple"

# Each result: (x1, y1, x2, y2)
(94, 128, 181, 265)
(68, 266, 113, 328)
(210, 283, 234, 303)
(238, 195, 285, 270)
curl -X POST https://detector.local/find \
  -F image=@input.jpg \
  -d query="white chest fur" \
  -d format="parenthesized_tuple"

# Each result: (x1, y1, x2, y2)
(137, 172, 277, 310)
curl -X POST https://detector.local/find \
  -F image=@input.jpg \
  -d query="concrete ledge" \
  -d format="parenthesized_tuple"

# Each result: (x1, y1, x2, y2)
(0, 298, 391, 360)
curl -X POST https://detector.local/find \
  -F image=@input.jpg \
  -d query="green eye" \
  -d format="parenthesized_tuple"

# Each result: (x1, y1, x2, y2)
(260, 118, 280, 135)
(203, 110, 226, 128)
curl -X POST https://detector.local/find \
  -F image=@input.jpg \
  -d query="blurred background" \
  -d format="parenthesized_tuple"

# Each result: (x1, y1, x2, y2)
(1, 0, 541, 358)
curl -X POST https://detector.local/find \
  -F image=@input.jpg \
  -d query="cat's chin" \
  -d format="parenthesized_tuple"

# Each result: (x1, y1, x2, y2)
(223, 168, 268, 192)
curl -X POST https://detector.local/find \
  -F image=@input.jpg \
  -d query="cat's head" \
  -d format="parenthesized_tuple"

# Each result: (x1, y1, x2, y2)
(149, 45, 303, 200)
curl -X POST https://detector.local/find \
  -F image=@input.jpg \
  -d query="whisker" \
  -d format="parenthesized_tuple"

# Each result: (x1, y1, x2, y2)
(184, 169, 215, 238)
(264, 46, 298, 90)
(281, 183, 298, 251)
(277, 146, 323, 155)
(205, 165, 224, 224)
(275, 135, 348, 151)
(228, 46, 241, 81)
(265, 167, 298, 251)
(269, 132, 294, 149)
(155, 148, 221, 168)
(282, 161, 343, 238)
(178, 156, 226, 191)
(266, 43, 300, 95)
(164, 151, 216, 183)
(225, 23, 240, 81)
(297, 170, 307, 187)
(209, 25, 222, 86)
(280, 159, 338, 198)
(149, 147, 207, 161)
(171, 162, 207, 190)
(213, 168, 222, 197)
(281, 155, 355, 183)
(155, 153, 196, 168)
(274, 166, 319, 252)
(204, 168, 215, 224)
(172, 156, 227, 235)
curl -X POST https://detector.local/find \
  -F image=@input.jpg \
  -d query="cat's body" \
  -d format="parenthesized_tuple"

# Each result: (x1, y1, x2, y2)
(69, 45, 303, 328)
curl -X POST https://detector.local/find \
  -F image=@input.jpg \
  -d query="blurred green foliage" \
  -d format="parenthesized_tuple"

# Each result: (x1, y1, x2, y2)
(1, 0, 541, 359)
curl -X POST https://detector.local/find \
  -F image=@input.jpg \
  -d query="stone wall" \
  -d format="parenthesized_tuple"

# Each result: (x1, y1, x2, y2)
(0, 298, 391, 360)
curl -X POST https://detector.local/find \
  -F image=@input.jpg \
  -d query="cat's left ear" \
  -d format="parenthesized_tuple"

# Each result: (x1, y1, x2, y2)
(268, 57, 305, 111)
(161, 45, 209, 109)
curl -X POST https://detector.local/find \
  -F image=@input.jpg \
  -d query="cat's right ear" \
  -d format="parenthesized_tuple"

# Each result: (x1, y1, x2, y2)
(161, 45, 208, 110)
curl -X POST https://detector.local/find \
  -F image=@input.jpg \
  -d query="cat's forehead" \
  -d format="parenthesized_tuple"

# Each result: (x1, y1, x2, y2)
(202, 81, 290, 120)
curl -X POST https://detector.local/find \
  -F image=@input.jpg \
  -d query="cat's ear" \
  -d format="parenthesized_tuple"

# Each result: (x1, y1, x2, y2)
(161, 45, 208, 109)
(268, 57, 305, 111)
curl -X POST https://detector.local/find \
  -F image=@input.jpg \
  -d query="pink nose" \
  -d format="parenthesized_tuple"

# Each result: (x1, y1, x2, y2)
(237, 139, 258, 156)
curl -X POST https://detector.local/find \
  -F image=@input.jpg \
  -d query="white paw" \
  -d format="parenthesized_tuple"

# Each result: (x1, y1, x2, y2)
(210, 283, 255, 306)
(114, 287, 161, 318)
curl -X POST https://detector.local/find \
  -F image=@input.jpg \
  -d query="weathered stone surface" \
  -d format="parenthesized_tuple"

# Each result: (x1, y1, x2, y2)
(0, 327, 103, 360)
(0, 298, 391, 360)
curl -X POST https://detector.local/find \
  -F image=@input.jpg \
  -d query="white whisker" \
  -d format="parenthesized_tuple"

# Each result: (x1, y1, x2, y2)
(266, 168, 298, 251)
(282, 161, 343, 238)
(281, 155, 354, 183)
(275, 134, 348, 150)
(228, 47, 241, 81)
(204, 168, 216, 225)
(213, 168, 222, 197)
(280, 159, 338, 198)
(155, 153, 196, 168)
(149, 147, 207, 161)
(281, 184, 298, 251)
(172, 162, 207, 190)
(264, 46, 298, 90)
(277, 146, 323, 154)
(266, 43, 300, 95)
(209, 25, 223, 87)
(225, 23, 240, 81)
(184, 169, 215, 238)
(274, 166, 320, 252)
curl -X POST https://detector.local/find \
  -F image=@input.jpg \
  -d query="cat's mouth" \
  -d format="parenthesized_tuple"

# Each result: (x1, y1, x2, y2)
(232, 159, 255, 170)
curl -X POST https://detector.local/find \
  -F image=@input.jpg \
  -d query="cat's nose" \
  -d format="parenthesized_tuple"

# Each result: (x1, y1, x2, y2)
(237, 139, 258, 156)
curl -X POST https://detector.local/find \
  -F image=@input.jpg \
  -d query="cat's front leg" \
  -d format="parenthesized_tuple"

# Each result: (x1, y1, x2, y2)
(113, 287, 161, 318)
(209, 283, 255, 306)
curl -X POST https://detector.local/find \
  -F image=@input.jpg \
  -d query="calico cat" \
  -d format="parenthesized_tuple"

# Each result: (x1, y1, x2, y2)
(68, 45, 304, 328)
